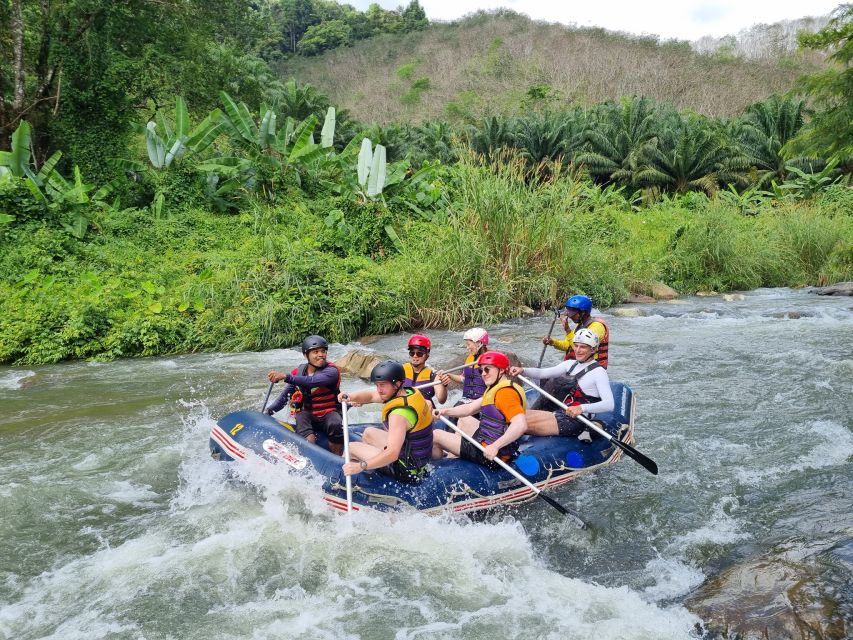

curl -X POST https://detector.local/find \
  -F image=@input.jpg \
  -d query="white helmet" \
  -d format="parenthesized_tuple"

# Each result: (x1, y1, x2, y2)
(463, 327, 489, 345)
(573, 328, 599, 349)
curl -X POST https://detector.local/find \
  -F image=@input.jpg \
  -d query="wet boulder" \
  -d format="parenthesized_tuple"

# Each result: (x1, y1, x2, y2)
(335, 350, 387, 379)
(810, 282, 853, 296)
(625, 293, 656, 304)
(650, 282, 679, 300)
(685, 538, 851, 640)
(612, 307, 643, 317)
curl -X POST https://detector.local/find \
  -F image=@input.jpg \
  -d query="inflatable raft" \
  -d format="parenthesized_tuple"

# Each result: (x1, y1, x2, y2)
(210, 384, 636, 514)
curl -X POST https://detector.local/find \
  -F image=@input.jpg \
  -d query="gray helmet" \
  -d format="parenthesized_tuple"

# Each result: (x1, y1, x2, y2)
(301, 335, 329, 354)
(370, 360, 405, 384)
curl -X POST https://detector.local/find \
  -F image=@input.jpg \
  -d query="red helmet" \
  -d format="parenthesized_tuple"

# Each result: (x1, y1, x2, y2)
(408, 334, 431, 351)
(477, 351, 509, 370)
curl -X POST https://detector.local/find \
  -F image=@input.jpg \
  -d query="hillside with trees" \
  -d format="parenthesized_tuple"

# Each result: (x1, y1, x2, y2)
(0, 1, 850, 365)
(279, 9, 828, 124)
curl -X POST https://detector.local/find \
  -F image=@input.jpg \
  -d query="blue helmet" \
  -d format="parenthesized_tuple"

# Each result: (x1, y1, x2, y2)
(564, 295, 592, 313)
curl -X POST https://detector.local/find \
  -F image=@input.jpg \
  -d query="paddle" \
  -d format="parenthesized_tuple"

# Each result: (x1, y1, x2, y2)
(435, 414, 587, 528)
(518, 375, 659, 476)
(341, 400, 353, 512)
(414, 361, 472, 390)
(260, 380, 276, 412)
(537, 308, 561, 368)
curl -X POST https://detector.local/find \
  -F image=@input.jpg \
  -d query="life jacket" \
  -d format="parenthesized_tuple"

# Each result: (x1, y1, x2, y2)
(565, 316, 610, 368)
(381, 388, 434, 472)
(462, 354, 487, 400)
(402, 362, 436, 401)
(476, 377, 527, 460)
(560, 360, 602, 409)
(292, 362, 341, 418)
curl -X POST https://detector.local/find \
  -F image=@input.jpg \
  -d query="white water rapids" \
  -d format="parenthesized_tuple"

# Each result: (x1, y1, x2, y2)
(1, 288, 850, 639)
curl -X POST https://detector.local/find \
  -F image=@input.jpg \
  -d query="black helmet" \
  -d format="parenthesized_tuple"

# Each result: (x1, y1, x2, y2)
(370, 360, 405, 384)
(301, 335, 329, 354)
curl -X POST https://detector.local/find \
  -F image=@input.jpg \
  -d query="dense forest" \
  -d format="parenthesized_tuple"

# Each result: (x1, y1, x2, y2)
(0, 0, 851, 365)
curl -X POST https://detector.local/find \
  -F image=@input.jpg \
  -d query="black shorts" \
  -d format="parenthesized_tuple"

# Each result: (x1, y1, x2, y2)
(295, 410, 344, 443)
(554, 413, 606, 439)
(458, 437, 515, 471)
(377, 460, 428, 484)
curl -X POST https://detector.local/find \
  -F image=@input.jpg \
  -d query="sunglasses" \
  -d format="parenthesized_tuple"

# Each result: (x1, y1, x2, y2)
(480, 365, 497, 375)
(408, 349, 428, 356)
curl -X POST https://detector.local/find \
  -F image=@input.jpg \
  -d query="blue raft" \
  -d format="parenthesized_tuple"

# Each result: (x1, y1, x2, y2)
(210, 384, 636, 514)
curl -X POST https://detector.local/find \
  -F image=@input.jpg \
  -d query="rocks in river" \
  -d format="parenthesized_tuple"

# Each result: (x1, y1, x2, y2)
(650, 282, 679, 300)
(336, 350, 387, 379)
(722, 293, 745, 302)
(696, 291, 719, 297)
(612, 307, 643, 317)
(763, 311, 814, 319)
(685, 538, 851, 640)
(809, 282, 853, 296)
(625, 293, 656, 304)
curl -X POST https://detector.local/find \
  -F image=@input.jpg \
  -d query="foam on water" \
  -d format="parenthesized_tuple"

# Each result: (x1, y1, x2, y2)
(0, 369, 34, 389)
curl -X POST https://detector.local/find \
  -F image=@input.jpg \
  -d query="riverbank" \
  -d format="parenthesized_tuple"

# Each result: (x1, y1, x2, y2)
(1, 163, 850, 365)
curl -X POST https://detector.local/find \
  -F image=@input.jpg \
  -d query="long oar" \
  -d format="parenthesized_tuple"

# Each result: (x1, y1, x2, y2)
(537, 308, 561, 367)
(436, 415, 586, 528)
(260, 380, 276, 412)
(414, 361, 471, 390)
(341, 400, 353, 513)
(518, 375, 659, 476)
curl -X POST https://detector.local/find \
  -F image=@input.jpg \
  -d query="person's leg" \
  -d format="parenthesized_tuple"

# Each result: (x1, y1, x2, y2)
(348, 441, 382, 462)
(432, 430, 462, 458)
(321, 411, 344, 456)
(294, 411, 318, 444)
(524, 409, 560, 436)
(362, 426, 389, 448)
(457, 416, 480, 437)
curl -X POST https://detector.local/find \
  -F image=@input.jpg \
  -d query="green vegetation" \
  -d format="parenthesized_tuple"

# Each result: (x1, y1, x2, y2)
(279, 9, 824, 124)
(1, 2, 851, 365)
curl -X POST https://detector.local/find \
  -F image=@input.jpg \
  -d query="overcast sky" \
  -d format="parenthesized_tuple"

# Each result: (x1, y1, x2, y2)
(350, 0, 841, 41)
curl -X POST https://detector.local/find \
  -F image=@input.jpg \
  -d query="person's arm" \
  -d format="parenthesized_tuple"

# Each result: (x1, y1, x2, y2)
(342, 410, 410, 475)
(550, 327, 576, 351)
(519, 360, 572, 380)
(287, 366, 339, 389)
(265, 383, 295, 414)
(433, 374, 448, 403)
(436, 397, 484, 418)
(580, 370, 614, 414)
(338, 388, 382, 406)
(566, 369, 614, 416)
(483, 414, 527, 460)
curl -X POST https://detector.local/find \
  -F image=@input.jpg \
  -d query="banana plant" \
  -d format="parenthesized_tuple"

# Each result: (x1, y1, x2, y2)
(120, 97, 223, 173)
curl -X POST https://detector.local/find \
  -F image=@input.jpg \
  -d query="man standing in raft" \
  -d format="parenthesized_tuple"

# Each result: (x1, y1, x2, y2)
(510, 328, 613, 441)
(266, 335, 345, 455)
(339, 361, 434, 484)
(544, 295, 609, 366)
(403, 334, 448, 408)
(432, 351, 528, 468)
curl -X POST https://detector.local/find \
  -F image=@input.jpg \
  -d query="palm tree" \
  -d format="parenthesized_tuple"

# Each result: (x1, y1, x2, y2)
(575, 96, 660, 189)
(736, 95, 810, 186)
(637, 113, 748, 195)
(468, 115, 515, 162)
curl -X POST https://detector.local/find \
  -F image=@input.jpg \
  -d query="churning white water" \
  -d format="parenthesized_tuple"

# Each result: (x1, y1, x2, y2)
(1, 288, 850, 639)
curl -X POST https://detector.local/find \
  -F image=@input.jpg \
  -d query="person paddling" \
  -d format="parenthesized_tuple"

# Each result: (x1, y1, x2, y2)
(432, 351, 528, 469)
(510, 328, 613, 442)
(266, 335, 345, 456)
(437, 327, 490, 404)
(339, 361, 434, 484)
(543, 295, 609, 367)
(402, 334, 448, 408)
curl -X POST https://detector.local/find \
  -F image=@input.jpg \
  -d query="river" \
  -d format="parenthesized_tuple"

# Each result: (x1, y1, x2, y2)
(1, 288, 850, 639)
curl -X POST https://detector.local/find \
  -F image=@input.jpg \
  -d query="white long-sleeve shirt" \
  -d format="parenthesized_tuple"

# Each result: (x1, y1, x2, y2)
(523, 359, 614, 416)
